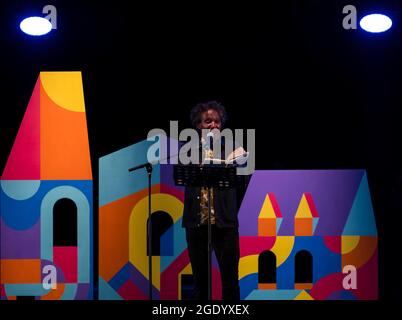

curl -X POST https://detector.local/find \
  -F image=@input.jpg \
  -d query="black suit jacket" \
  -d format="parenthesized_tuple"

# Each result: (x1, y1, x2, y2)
(179, 138, 250, 228)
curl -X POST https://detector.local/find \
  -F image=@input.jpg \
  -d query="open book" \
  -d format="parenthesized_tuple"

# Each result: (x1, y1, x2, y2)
(204, 147, 249, 165)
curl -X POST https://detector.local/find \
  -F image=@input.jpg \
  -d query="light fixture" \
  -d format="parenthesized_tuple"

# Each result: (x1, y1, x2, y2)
(20, 16, 52, 36)
(360, 13, 392, 33)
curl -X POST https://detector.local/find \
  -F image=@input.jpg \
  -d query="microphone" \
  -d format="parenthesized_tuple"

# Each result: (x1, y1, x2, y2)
(201, 130, 219, 164)
(201, 130, 215, 150)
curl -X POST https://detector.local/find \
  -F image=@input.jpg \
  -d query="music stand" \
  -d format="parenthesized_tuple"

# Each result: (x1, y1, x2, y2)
(174, 163, 238, 300)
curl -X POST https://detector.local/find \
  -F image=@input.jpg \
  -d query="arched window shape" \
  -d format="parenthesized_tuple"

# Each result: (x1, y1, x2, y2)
(147, 210, 174, 256)
(53, 198, 77, 246)
(180, 274, 194, 300)
(258, 250, 277, 289)
(295, 250, 313, 289)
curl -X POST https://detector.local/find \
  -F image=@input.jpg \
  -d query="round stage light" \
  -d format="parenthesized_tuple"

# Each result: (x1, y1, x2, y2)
(360, 14, 392, 33)
(20, 16, 52, 36)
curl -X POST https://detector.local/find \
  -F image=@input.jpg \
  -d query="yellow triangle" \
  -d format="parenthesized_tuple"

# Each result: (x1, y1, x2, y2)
(294, 290, 314, 300)
(259, 194, 276, 218)
(295, 194, 313, 218)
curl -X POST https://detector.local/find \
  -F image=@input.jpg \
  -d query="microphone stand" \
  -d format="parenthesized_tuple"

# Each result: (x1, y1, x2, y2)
(128, 162, 153, 300)
(207, 186, 213, 300)
(127, 132, 239, 301)
(127, 138, 205, 300)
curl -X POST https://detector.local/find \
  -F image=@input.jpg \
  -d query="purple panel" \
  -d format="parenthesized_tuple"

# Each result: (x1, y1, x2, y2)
(75, 283, 90, 300)
(327, 290, 357, 300)
(1, 218, 40, 258)
(238, 170, 364, 236)
(160, 137, 181, 188)
(160, 164, 176, 189)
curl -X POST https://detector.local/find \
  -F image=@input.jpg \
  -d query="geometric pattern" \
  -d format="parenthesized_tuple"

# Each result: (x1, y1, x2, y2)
(238, 170, 377, 300)
(0, 72, 93, 300)
(99, 137, 186, 299)
(100, 139, 378, 300)
(2, 75, 377, 300)
(99, 137, 227, 300)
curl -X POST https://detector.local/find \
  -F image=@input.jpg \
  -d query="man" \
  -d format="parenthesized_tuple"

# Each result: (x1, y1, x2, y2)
(182, 101, 242, 300)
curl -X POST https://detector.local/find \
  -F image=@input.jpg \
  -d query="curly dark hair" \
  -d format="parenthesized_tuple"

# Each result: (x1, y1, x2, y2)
(190, 101, 227, 128)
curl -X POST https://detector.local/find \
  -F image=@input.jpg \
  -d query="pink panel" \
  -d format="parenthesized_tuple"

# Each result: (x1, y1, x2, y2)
(354, 249, 378, 300)
(269, 193, 283, 217)
(240, 236, 276, 257)
(1, 284, 5, 297)
(1, 78, 40, 179)
(310, 272, 344, 300)
(53, 246, 77, 283)
(212, 268, 222, 300)
(160, 249, 190, 299)
(305, 193, 319, 217)
(160, 184, 184, 202)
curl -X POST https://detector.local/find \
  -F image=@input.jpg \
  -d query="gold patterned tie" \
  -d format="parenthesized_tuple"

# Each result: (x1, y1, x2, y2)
(199, 149, 215, 225)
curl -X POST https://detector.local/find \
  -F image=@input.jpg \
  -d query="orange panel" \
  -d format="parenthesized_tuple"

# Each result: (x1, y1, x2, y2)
(258, 218, 276, 236)
(40, 81, 92, 180)
(342, 237, 377, 269)
(258, 283, 277, 290)
(41, 284, 65, 300)
(1, 260, 41, 284)
(295, 218, 312, 236)
(99, 185, 160, 281)
(295, 283, 313, 290)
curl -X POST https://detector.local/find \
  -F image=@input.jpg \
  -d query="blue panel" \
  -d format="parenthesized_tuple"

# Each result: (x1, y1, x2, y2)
(246, 289, 301, 300)
(108, 263, 130, 290)
(99, 277, 123, 300)
(61, 284, 78, 300)
(1, 180, 41, 201)
(239, 273, 258, 300)
(99, 140, 161, 207)
(5, 284, 50, 296)
(277, 236, 341, 289)
(343, 172, 377, 236)
(160, 225, 174, 256)
(327, 290, 357, 300)
(160, 218, 187, 272)
(1, 181, 44, 230)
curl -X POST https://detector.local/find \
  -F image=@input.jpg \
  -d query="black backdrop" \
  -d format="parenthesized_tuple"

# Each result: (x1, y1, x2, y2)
(0, 0, 401, 304)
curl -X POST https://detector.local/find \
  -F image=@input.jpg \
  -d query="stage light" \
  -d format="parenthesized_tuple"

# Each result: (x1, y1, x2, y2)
(360, 14, 392, 33)
(20, 16, 52, 36)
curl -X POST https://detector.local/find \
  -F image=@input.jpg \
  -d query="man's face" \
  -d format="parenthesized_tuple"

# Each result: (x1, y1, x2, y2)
(197, 109, 222, 130)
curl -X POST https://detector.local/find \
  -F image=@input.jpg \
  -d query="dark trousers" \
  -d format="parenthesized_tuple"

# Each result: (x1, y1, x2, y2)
(185, 226, 240, 300)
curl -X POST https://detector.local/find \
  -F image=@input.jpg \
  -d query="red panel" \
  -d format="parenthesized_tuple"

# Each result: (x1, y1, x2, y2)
(240, 236, 276, 257)
(323, 236, 342, 254)
(305, 193, 319, 217)
(268, 193, 283, 217)
(53, 246, 77, 283)
(2, 78, 40, 179)
(118, 280, 148, 300)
